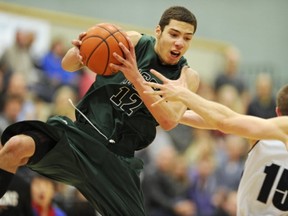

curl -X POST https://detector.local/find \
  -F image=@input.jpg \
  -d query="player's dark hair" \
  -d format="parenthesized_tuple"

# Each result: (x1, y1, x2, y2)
(276, 84, 288, 116)
(159, 6, 197, 34)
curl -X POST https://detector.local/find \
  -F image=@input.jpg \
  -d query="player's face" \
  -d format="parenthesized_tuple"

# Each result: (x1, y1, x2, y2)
(155, 19, 195, 65)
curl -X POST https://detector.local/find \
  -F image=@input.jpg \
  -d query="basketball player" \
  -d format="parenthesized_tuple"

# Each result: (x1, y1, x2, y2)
(0, 6, 199, 216)
(143, 69, 288, 215)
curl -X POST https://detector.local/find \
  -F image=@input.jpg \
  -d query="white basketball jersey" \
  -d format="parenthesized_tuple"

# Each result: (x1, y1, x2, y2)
(237, 140, 288, 216)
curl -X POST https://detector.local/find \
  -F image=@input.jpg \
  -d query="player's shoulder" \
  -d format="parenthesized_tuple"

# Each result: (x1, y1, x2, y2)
(251, 139, 286, 152)
(126, 31, 142, 46)
(185, 66, 199, 76)
(183, 66, 200, 92)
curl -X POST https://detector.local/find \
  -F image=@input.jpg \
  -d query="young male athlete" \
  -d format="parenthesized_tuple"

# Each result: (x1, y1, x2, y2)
(0, 6, 199, 216)
(144, 70, 288, 215)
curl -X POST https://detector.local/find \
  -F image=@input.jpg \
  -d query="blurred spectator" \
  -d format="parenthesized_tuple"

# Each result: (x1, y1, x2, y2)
(196, 81, 216, 101)
(65, 189, 97, 216)
(214, 135, 247, 191)
(78, 68, 96, 99)
(216, 84, 245, 114)
(0, 94, 24, 136)
(0, 171, 33, 216)
(31, 174, 67, 216)
(30, 96, 52, 122)
(171, 156, 197, 216)
(49, 85, 78, 121)
(0, 62, 11, 109)
(0, 60, 11, 106)
(4, 73, 37, 121)
(37, 37, 80, 102)
(187, 155, 218, 216)
(212, 190, 237, 216)
(0, 28, 39, 87)
(167, 124, 194, 153)
(214, 46, 249, 106)
(137, 126, 175, 170)
(246, 72, 276, 118)
(53, 183, 74, 213)
(183, 129, 218, 166)
(142, 146, 195, 216)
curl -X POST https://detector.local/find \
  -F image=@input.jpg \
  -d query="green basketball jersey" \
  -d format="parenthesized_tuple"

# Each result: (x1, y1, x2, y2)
(76, 34, 188, 156)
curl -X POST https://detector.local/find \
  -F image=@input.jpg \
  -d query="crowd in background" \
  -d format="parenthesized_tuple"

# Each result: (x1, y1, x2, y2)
(0, 28, 277, 216)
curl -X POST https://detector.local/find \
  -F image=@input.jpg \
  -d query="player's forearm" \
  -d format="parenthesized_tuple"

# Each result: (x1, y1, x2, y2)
(223, 116, 288, 143)
(180, 110, 216, 130)
(177, 89, 236, 129)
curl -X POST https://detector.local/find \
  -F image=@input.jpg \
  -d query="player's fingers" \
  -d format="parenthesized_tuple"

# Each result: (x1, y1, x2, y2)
(112, 52, 126, 65)
(119, 42, 132, 61)
(109, 62, 122, 72)
(143, 90, 164, 96)
(125, 37, 136, 58)
(150, 69, 169, 83)
(72, 40, 82, 49)
(143, 81, 161, 89)
(72, 39, 81, 45)
(151, 98, 166, 107)
(77, 54, 84, 65)
(79, 32, 87, 40)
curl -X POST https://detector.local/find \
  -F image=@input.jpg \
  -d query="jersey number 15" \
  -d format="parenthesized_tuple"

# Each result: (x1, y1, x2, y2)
(257, 163, 288, 211)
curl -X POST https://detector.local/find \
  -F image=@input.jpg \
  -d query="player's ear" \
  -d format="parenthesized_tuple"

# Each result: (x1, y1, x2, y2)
(155, 25, 161, 38)
(276, 107, 282, 116)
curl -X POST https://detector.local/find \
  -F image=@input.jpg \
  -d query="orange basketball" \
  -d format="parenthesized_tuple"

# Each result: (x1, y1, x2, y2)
(80, 23, 129, 76)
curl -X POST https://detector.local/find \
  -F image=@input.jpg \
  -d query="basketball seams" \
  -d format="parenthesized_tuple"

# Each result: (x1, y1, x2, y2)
(84, 35, 107, 75)
(85, 26, 118, 75)
(97, 25, 124, 76)
(111, 31, 129, 60)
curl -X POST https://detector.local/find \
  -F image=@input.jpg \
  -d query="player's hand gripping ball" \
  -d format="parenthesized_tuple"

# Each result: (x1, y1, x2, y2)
(80, 23, 129, 76)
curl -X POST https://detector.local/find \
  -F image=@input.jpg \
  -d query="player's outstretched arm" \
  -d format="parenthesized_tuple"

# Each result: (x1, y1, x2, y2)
(144, 69, 288, 146)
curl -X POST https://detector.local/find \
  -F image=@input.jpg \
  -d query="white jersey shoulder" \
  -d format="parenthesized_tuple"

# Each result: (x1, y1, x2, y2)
(237, 140, 288, 216)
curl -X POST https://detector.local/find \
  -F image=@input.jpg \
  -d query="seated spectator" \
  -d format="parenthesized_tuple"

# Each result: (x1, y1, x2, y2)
(65, 189, 97, 216)
(246, 72, 276, 118)
(4, 73, 37, 121)
(49, 85, 79, 121)
(142, 146, 196, 216)
(0, 28, 39, 87)
(31, 174, 67, 216)
(78, 67, 96, 99)
(214, 135, 247, 191)
(0, 94, 24, 136)
(187, 155, 218, 216)
(37, 37, 80, 102)
(212, 189, 237, 216)
(214, 46, 249, 106)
